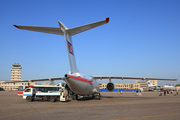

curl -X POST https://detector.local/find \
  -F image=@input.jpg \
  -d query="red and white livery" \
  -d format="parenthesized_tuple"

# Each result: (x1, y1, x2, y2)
(13, 18, 177, 100)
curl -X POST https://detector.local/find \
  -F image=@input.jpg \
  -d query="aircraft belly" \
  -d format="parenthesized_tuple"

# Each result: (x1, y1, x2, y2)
(66, 77, 93, 95)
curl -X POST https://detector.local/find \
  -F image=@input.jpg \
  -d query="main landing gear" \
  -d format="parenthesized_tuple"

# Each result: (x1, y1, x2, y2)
(93, 93, 101, 100)
(72, 94, 78, 100)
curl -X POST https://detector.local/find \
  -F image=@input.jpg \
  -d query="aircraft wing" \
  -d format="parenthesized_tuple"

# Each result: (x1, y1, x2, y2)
(3, 77, 64, 83)
(93, 76, 177, 81)
(13, 25, 64, 35)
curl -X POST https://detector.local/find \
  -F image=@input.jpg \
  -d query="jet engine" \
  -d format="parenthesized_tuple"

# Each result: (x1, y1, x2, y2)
(106, 82, 115, 92)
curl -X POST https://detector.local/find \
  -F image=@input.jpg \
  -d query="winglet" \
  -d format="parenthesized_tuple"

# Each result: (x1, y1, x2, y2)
(106, 17, 109, 23)
(13, 25, 20, 29)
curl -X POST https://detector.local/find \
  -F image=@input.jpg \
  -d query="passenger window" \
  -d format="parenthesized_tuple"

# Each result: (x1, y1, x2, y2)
(48, 87, 52, 91)
(45, 88, 48, 92)
(41, 88, 45, 92)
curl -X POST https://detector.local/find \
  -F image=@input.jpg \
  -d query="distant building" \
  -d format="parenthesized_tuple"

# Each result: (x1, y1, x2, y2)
(150, 80, 157, 86)
(11, 63, 22, 81)
(99, 80, 158, 90)
(176, 86, 180, 90)
(99, 82, 140, 90)
(135, 80, 147, 88)
(0, 63, 35, 91)
(41, 82, 50, 85)
(135, 80, 157, 88)
(0, 81, 35, 91)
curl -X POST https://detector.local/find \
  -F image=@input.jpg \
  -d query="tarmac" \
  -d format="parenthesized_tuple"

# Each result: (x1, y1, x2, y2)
(0, 91, 180, 120)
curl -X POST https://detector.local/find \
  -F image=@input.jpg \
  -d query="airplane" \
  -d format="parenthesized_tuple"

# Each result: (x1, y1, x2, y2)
(11, 17, 177, 100)
(147, 80, 163, 91)
(147, 80, 177, 91)
(162, 85, 177, 91)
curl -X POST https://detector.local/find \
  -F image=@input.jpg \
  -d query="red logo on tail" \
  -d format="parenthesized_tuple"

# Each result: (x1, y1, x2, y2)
(67, 42, 74, 55)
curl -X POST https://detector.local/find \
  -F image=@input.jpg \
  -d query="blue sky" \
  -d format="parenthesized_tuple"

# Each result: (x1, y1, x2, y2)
(0, 0, 180, 85)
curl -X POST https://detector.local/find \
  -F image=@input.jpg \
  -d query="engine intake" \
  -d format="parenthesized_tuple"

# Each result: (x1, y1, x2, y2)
(64, 74, 69, 78)
(106, 82, 115, 92)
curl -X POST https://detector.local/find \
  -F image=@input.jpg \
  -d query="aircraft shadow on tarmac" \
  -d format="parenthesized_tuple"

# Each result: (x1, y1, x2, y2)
(101, 96, 157, 99)
(26, 95, 158, 102)
(73, 96, 157, 101)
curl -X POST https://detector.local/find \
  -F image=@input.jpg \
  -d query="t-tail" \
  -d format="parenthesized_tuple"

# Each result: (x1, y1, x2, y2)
(13, 18, 109, 75)
(58, 21, 79, 75)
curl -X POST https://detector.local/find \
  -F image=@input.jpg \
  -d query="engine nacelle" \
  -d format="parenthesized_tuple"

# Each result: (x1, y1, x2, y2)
(106, 82, 115, 92)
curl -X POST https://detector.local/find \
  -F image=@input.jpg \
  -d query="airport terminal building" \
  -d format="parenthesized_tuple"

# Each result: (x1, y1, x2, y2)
(99, 80, 157, 90)
(0, 63, 35, 91)
(0, 63, 158, 91)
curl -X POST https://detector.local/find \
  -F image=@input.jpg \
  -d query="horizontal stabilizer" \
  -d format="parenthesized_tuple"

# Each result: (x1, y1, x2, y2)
(13, 25, 64, 35)
(67, 18, 109, 36)
(13, 17, 109, 36)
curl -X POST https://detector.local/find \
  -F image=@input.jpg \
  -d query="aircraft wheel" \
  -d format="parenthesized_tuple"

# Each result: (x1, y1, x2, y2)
(72, 95, 75, 100)
(72, 94, 77, 100)
(98, 95, 101, 100)
(95, 95, 101, 100)
(92, 95, 95, 99)
(95, 95, 98, 100)
(76, 94, 78, 100)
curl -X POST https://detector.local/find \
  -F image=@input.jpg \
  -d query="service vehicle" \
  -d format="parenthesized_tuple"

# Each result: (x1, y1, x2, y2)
(18, 83, 64, 96)
(23, 88, 60, 102)
(18, 85, 29, 96)
(23, 87, 68, 102)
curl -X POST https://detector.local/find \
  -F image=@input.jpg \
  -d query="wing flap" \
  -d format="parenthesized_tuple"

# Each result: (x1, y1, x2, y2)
(13, 25, 64, 35)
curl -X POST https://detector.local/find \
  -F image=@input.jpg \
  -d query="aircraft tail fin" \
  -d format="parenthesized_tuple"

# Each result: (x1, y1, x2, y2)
(147, 80, 154, 87)
(13, 18, 109, 75)
(57, 18, 109, 75)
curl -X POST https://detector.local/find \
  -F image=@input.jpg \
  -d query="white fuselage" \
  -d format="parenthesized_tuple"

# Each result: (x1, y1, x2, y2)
(163, 85, 176, 90)
(65, 74, 99, 95)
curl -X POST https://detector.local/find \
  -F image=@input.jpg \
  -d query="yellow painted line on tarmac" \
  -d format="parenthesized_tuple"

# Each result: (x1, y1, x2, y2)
(111, 113, 180, 120)
(0, 106, 54, 119)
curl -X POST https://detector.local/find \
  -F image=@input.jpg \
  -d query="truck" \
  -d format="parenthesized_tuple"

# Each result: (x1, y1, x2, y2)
(23, 88, 68, 102)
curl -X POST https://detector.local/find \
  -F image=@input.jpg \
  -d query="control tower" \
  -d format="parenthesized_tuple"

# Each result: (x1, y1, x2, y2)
(11, 63, 22, 81)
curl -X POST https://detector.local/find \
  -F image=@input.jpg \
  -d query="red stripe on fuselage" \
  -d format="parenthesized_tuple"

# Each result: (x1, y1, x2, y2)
(69, 76, 92, 84)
